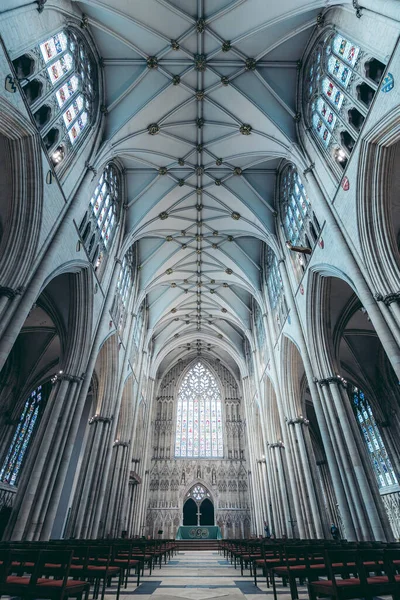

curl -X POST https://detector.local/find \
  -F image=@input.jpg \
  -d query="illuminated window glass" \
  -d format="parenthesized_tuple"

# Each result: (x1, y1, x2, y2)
(304, 31, 371, 168)
(281, 164, 310, 246)
(87, 164, 120, 263)
(351, 386, 398, 489)
(266, 248, 284, 311)
(114, 246, 135, 332)
(0, 385, 47, 486)
(175, 362, 223, 458)
(32, 29, 96, 163)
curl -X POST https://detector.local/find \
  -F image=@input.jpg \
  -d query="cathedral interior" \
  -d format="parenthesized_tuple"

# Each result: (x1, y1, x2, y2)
(1, 0, 400, 597)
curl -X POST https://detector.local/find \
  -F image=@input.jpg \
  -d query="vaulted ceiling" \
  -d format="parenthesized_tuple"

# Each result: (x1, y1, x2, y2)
(75, 0, 349, 374)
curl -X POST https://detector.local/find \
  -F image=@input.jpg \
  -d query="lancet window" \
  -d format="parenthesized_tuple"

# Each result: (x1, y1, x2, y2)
(351, 386, 398, 489)
(175, 362, 223, 458)
(304, 30, 385, 171)
(80, 164, 121, 271)
(113, 246, 135, 333)
(254, 302, 266, 354)
(0, 385, 48, 486)
(266, 248, 287, 328)
(14, 29, 97, 167)
(279, 164, 320, 278)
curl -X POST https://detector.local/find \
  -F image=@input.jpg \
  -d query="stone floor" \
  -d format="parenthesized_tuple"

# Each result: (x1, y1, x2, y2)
(106, 550, 310, 599)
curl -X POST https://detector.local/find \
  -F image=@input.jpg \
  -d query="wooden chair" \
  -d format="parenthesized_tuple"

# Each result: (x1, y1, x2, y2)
(309, 548, 400, 600)
(0, 548, 90, 600)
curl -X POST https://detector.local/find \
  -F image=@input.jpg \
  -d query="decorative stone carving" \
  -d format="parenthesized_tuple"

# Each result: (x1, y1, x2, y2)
(194, 54, 207, 72)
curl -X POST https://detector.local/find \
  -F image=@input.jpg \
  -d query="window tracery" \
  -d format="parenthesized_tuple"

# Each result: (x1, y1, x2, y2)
(266, 248, 287, 328)
(112, 246, 135, 333)
(254, 302, 266, 355)
(304, 30, 385, 171)
(279, 164, 320, 279)
(0, 384, 48, 486)
(14, 29, 97, 166)
(351, 386, 398, 489)
(187, 484, 210, 502)
(175, 361, 223, 458)
(80, 164, 121, 270)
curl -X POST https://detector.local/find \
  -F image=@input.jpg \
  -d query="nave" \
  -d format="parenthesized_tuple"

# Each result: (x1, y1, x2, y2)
(109, 549, 301, 600)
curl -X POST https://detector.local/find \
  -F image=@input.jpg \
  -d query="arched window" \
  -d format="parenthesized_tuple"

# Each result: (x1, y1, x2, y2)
(279, 164, 321, 279)
(0, 384, 49, 486)
(14, 29, 97, 166)
(175, 361, 223, 458)
(351, 385, 398, 489)
(304, 31, 385, 171)
(254, 302, 266, 354)
(281, 164, 311, 247)
(112, 246, 135, 333)
(266, 248, 288, 330)
(80, 164, 121, 270)
(186, 484, 211, 502)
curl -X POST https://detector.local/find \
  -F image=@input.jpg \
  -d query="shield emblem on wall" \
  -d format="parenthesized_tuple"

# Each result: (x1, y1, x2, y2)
(381, 73, 394, 94)
(341, 176, 350, 191)
(4, 74, 16, 93)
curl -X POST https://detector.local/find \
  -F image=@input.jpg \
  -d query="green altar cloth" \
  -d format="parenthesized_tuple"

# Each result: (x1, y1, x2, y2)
(176, 526, 222, 540)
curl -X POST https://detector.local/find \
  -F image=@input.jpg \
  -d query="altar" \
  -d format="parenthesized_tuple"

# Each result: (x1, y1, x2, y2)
(176, 526, 222, 540)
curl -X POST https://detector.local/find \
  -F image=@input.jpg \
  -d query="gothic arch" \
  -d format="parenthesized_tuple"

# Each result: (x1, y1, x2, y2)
(0, 97, 43, 290)
(357, 106, 400, 294)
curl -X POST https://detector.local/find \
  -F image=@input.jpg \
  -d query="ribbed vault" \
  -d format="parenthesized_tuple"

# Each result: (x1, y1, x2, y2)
(75, 0, 349, 370)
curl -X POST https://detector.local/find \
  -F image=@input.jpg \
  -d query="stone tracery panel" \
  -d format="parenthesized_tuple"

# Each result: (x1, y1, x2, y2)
(146, 357, 251, 538)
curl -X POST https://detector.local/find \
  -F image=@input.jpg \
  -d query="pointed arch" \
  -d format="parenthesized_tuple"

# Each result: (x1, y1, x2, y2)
(174, 360, 224, 459)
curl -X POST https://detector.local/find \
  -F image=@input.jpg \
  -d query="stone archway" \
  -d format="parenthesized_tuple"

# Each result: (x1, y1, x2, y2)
(200, 498, 214, 526)
(183, 498, 197, 525)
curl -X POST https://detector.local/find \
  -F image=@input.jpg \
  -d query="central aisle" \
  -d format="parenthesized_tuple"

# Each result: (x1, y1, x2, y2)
(120, 550, 308, 599)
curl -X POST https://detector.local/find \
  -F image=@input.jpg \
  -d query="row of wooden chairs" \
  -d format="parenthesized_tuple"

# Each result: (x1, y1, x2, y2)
(0, 538, 178, 600)
(218, 538, 400, 600)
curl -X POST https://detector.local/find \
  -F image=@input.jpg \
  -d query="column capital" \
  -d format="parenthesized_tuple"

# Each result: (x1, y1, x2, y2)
(0, 285, 24, 298)
(314, 375, 347, 388)
(286, 415, 309, 426)
(88, 414, 113, 425)
(51, 371, 84, 384)
(269, 440, 285, 449)
(375, 291, 400, 307)
(113, 439, 130, 448)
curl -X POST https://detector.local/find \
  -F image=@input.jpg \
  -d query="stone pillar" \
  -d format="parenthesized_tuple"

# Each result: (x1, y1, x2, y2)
(277, 259, 357, 540)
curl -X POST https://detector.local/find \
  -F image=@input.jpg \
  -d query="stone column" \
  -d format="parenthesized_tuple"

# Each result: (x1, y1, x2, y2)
(289, 417, 324, 538)
(329, 380, 392, 541)
(278, 259, 357, 539)
(317, 380, 364, 539)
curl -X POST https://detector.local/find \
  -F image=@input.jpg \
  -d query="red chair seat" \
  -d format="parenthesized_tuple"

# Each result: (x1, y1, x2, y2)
(312, 576, 392, 590)
(87, 565, 120, 573)
(6, 576, 31, 585)
(38, 579, 89, 589)
(113, 559, 140, 566)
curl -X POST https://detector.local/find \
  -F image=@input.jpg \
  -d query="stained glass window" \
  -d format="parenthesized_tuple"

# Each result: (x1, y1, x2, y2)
(84, 163, 120, 268)
(254, 302, 266, 353)
(113, 246, 135, 332)
(281, 164, 310, 246)
(266, 249, 283, 310)
(175, 362, 223, 458)
(0, 385, 47, 486)
(351, 386, 398, 489)
(304, 31, 366, 167)
(20, 29, 96, 164)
